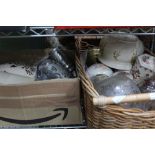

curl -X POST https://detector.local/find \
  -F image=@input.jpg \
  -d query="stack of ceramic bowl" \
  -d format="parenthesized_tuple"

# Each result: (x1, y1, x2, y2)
(86, 34, 144, 83)
(98, 34, 144, 71)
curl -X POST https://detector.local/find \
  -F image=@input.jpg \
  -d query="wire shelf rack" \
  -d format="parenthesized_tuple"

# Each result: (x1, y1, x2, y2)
(55, 27, 155, 36)
(0, 27, 155, 38)
(0, 124, 87, 129)
(0, 26, 55, 38)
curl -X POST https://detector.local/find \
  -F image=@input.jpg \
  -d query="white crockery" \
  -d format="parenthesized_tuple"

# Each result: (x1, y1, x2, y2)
(132, 54, 155, 84)
(86, 63, 113, 78)
(0, 63, 36, 78)
(98, 34, 144, 70)
(0, 72, 34, 85)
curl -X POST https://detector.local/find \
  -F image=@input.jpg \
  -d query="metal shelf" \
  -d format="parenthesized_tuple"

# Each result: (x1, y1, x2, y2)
(0, 27, 155, 38)
(55, 27, 155, 36)
(0, 124, 87, 129)
(0, 26, 55, 38)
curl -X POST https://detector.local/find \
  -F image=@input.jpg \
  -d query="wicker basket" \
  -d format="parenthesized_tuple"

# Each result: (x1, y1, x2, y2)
(75, 36, 155, 129)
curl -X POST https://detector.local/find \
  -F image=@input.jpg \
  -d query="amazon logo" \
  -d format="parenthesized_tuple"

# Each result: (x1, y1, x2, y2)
(0, 108, 68, 125)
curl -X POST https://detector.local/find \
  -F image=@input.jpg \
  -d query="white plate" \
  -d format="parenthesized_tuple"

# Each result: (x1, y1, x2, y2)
(0, 72, 34, 85)
(0, 63, 36, 78)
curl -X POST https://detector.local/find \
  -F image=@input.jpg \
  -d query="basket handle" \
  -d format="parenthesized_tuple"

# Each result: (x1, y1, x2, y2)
(93, 92, 155, 106)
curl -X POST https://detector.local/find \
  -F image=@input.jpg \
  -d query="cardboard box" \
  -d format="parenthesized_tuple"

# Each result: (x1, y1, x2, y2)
(0, 78, 83, 128)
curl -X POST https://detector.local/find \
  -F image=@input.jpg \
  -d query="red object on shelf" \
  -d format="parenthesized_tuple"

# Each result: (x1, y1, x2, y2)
(55, 26, 147, 30)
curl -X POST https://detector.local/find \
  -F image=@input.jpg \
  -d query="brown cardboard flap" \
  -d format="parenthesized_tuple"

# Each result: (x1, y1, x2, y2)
(0, 78, 79, 97)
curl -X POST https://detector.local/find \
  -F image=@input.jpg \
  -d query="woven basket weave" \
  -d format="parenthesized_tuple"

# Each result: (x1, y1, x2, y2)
(75, 36, 155, 129)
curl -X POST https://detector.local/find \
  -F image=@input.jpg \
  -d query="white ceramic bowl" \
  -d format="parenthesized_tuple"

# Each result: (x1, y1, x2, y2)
(86, 63, 113, 78)
(98, 34, 144, 70)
